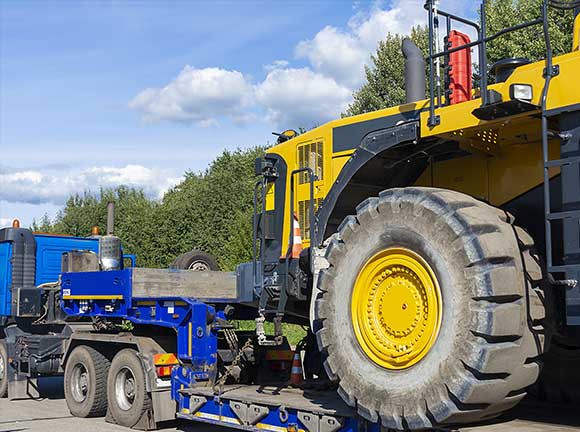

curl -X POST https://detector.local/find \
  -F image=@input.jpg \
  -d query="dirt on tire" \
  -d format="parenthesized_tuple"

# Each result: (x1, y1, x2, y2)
(314, 187, 545, 430)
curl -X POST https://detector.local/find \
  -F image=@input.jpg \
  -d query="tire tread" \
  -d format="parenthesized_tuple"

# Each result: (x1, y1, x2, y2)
(314, 187, 546, 429)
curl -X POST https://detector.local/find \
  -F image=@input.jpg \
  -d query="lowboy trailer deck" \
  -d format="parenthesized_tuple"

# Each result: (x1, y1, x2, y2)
(59, 267, 374, 432)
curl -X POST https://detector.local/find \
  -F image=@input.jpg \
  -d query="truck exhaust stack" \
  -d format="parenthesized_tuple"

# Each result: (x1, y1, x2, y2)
(100, 201, 121, 270)
(106, 201, 115, 235)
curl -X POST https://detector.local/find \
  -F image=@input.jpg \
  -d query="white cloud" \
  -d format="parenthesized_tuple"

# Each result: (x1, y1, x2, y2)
(0, 165, 181, 206)
(129, 66, 253, 126)
(128, 1, 476, 130)
(295, 0, 426, 88)
(264, 60, 290, 71)
(255, 67, 351, 129)
(0, 218, 13, 228)
(295, 26, 367, 88)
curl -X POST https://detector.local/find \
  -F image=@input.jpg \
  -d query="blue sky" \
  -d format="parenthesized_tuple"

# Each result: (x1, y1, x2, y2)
(1, 0, 474, 228)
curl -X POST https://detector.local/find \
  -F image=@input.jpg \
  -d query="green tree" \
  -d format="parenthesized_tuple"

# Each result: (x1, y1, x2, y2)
(51, 193, 100, 236)
(31, 213, 55, 232)
(486, 0, 574, 65)
(34, 148, 265, 270)
(346, 0, 575, 116)
(48, 186, 158, 267)
(155, 146, 265, 270)
(344, 26, 429, 116)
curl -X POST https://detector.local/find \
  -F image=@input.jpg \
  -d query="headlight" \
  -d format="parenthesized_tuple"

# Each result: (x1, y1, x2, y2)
(510, 84, 533, 102)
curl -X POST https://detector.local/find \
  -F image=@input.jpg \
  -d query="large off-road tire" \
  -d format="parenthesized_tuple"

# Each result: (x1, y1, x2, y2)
(64, 345, 110, 417)
(171, 249, 219, 271)
(107, 348, 152, 428)
(314, 187, 545, 430)
(0, 341, 8, 398)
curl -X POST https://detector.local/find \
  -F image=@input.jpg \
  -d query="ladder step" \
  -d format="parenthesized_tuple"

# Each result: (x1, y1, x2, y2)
(545, 156, 580, 168)
(546, 210, 580, 221)
(549, 264, 580, 273)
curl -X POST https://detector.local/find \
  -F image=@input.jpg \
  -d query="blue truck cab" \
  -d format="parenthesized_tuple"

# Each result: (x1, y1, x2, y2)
(0, 225, 98, 322)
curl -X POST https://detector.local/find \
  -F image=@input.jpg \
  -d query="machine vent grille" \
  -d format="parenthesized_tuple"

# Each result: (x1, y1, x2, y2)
(298, 198, 323, 240)
(298, 141, 324, 184)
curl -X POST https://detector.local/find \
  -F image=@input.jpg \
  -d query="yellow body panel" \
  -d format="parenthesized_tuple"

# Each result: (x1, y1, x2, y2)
(421, 51, 580, 138)
(265, 183, 275, 211)
(266, 48, 580, 255)
(415, 135, 561, 206)
(268, 102, 426, 251)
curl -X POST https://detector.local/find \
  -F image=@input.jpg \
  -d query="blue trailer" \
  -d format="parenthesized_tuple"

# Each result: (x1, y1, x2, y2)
(0, 213, 374, 432)
(58, 267, 372, 432)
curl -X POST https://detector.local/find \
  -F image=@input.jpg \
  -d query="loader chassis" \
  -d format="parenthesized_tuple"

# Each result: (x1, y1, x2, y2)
(250, 0, 580, 429)
(259, 38, 580, 323)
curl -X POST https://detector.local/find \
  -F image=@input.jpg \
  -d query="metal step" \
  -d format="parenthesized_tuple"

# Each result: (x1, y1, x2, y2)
(548, 264, 580, 273)
(546, 209, 580, 221)
(180, 384, 354, 417)
(545, 155, 580, 168)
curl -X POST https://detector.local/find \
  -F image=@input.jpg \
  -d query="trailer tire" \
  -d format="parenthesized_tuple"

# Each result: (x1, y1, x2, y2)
(172, 249, 219, 271)
(64, 345, 110, 417)
(0, 341, 8, 398)
(314, 187, 545, 430)
(107, 348, 152, 428)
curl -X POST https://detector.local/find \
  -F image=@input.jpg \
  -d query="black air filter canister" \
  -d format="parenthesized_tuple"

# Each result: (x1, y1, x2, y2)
(99, 235, 122, 270)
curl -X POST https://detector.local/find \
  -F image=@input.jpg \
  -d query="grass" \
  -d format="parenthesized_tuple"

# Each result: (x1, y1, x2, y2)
(234, 320, 307, 346)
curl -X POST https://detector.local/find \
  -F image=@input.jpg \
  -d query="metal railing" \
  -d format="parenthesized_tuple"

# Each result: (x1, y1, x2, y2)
(427, 0, 580, 278)
(424, 0, 548, 127)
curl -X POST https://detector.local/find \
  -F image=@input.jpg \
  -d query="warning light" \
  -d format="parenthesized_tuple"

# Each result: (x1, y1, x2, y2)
(12, 219, 20, 228)
(91, 226, 100, 236)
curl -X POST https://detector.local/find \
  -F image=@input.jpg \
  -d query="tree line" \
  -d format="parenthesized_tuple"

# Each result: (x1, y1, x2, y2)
(33, 147, 264, 270)
(33, 0, 574, 270)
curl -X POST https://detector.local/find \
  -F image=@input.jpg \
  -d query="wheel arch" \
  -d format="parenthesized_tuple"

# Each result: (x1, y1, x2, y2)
(314, 122, 426, 245)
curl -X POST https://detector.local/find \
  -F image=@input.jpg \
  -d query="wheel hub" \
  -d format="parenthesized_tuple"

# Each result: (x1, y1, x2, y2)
(188, 260, 210, 271)
(115, 367, 136, 411)
(351, 248, 442, 369)
(71, 363, 89, 403)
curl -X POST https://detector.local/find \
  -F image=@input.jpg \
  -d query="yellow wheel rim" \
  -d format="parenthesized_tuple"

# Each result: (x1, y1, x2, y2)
(351, 247, 442, 370)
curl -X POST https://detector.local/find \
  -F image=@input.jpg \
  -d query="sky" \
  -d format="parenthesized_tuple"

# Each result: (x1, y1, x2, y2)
(0, 0, 476, 228)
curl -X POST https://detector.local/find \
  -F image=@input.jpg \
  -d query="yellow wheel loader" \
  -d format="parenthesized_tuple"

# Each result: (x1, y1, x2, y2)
(248, 0, 580, 429)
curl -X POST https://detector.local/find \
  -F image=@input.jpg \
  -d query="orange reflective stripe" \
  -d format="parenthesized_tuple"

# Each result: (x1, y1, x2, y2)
(154, 353, 178, 365)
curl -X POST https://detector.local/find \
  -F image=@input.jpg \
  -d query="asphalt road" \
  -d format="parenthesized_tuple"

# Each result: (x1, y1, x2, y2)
(0, 377, 579, 432)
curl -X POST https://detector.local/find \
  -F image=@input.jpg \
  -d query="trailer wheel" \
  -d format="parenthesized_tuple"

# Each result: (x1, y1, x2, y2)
(314, 187, 545, 429)
(171, 249, 219, 271)
(0, 341, 8, 398)
(107, 348, 152, 428)
(64, 345, 110, 417)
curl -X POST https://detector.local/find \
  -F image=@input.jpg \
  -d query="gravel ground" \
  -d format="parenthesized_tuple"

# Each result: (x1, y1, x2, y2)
(0, 377, 579, 432)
